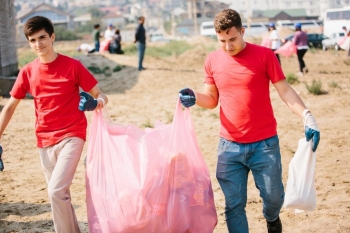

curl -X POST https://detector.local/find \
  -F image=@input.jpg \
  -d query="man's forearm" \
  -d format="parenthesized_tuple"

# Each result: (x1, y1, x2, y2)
(195, 91, 219, 109)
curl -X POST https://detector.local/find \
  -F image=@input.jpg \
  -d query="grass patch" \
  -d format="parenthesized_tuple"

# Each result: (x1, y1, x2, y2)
(328, 80, 341, 89)
(123, 40, 192, 58)
(18, 49, 80, 68)
(343, 59, 350, 66)
(18, 51, 37, 68)
(210, 113, 219, 119)
(286, 73, 299, 84)
(141, 120, 154, 128)
(305, 79, 328, 95)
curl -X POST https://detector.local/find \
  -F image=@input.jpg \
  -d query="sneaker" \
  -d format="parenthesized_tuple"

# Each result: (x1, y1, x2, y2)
(267, 217, 282, 233)
(303, 67, 309, 74)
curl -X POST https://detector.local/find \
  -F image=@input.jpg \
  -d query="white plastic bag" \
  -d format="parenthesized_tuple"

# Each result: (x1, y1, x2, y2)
(283, 138, 316, 212)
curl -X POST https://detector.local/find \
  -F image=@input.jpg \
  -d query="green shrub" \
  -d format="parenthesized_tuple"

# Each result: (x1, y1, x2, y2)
(305, 79, 328, 95)
(286, 73, 299, 84)
(113, 65, 122, 72)
(54, 27, 81, 41)
(87, 65, 102, 74)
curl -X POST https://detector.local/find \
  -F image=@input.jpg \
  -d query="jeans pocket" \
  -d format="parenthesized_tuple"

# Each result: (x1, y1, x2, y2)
(217, 138, 231, 154)
(263, 135, 279, 149)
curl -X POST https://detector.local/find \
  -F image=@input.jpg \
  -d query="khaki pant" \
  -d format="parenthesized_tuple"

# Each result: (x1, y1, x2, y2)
(39, 137, 84, 233)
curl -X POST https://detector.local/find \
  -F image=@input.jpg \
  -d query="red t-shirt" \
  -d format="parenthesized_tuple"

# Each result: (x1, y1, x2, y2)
(204, 42, 285, 143)
(10, 54, 98, 148)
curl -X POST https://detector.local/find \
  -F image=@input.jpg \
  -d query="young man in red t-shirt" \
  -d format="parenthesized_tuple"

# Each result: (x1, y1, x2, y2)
(0, 16, 108, 232)
(179, 9, 320, 233)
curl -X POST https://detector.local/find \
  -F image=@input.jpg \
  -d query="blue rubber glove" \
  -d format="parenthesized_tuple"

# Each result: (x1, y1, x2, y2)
(79, 92, 97, 111)
(0, 145, 4, 171)
(303, 109, 320, 152)
(179, 88, 196, 108)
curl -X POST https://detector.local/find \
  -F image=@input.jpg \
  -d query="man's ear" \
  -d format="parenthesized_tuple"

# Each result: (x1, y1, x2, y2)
(241, 27, 245, 36)
(51, 33, 55, 43)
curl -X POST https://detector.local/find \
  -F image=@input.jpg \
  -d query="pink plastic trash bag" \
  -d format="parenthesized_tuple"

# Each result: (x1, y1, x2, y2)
(261, 37, 271, 48)
(99, 40, 110, 52)
(274, 41, 296, 57)
(86, 100, 218, 233)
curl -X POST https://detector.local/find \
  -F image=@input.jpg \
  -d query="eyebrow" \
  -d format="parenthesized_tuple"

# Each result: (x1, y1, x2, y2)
(29, 34, 47, 42)
(220, 37, 236, 41)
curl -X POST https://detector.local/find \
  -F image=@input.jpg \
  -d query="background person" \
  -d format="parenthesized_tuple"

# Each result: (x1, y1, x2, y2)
(92, 24, 102, 53)
(104, 24, 115, 53)
(0, 16, 108, 233)
(110, 28, 124, 54)
(77, 43, 95, 55)
(292, 23, 309, 76)
(268, 22, 281, 64)
(178, 9, 320, 233)
(134, 16, 146, 71)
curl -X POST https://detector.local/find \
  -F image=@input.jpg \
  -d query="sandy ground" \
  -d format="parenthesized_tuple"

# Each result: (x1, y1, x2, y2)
(1, 37, 350, 233)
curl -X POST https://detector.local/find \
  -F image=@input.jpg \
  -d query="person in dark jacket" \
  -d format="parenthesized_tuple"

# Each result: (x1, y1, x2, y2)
(134, 16, 146, 71)
(292, 23, 309, 76)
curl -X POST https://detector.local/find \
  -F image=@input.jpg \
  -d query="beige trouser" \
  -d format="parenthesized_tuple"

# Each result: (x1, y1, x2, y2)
(39, 137, 84, 233)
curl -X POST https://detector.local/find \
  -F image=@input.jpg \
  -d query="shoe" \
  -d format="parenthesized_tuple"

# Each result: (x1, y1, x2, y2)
(296, 71, 303, 77)
(267, 217, 282, 233)
(303, 67, 309, 74)
(138, 67, 146, 71)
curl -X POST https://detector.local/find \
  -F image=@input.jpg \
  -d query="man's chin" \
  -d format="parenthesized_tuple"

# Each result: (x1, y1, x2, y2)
(225, 50, 235, 56)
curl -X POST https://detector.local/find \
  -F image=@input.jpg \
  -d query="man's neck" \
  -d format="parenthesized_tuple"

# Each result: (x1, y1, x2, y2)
(39, 51, 58, 64)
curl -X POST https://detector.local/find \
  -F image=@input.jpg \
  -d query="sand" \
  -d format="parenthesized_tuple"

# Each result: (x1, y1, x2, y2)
(0, 37, 350, 232)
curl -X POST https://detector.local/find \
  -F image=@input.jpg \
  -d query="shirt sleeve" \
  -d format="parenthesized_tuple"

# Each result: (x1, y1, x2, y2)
(266, 49, 285, 84)
(75, 61, 98, 92)
(10, 67, 30, 99)
(204, 55, 215, 85)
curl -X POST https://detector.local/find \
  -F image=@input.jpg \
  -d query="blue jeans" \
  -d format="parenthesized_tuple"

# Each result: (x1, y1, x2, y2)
(95, 41, 100, 53)
(137, 42, 146, 70)
(216, 135, 284, 233)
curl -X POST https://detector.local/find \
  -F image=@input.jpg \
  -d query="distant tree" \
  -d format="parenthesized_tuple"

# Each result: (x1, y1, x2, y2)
(89, 7, 104, 18)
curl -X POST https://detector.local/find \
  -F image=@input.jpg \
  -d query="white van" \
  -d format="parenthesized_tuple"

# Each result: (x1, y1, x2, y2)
(242, 22, 268, 37)
(276, 20, 322, 31)
(200, 21, 216, 37)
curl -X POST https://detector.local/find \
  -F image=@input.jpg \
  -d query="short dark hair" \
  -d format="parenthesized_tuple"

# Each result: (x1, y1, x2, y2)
(23, 16, 54, 40)
(94, 24, 100, 29)
(115, 29, 120, 34)
(214, 9, 242, 33)
(139, 16, 145, 21)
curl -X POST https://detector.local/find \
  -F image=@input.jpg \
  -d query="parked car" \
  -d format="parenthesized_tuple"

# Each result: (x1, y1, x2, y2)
(321, 32, 346, 51)
(281, 33, 329, 49)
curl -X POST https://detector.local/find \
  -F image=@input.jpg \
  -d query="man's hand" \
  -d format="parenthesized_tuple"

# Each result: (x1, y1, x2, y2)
(79, 92, 97, 111)
(303, 109, 320, 152)
(0, 145, 4, 171)
(179, 88, 196, 108)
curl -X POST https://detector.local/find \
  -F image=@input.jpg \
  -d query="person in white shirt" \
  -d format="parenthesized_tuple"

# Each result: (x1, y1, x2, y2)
(77, 43, 95, 55)
(268, 22, 281, 64)
(104, 24, 115, 41)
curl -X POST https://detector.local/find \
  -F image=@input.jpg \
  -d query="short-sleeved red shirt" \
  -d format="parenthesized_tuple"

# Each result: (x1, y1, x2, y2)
(204, 42, 285, 143)
(10, 54, 98, 148)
